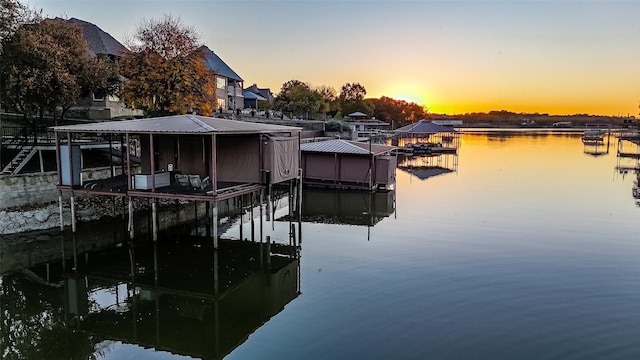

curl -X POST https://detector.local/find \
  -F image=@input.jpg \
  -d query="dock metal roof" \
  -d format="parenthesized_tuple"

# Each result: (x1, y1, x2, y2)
(301, 139, 395, 156)
(394, 120, 458, 134)
(51, 115, 302, 135)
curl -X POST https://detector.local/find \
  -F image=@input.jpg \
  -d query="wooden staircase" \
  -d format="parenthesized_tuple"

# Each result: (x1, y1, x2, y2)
(1, 145, 37, 174)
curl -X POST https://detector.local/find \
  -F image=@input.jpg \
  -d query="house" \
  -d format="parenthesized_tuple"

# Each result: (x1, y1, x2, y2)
(300, 139, 396, 191)
(64, 18, 143, 120)
(244, 84, 275, 109)
(200, 46, 244, 113)
(243, 90, 267, 110)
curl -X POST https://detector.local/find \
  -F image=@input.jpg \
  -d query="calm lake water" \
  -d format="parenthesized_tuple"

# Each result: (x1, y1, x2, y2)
(2, 131, 640, 359)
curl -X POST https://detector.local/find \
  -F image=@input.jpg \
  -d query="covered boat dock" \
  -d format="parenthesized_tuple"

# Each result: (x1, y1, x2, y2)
(51, 114, 302, 243)
(300, 139, 396, 191)
(392, 120, 460, 154)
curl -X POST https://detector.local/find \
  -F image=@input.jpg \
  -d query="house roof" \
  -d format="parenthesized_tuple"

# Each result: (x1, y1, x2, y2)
(348, 112, 368, 117)
(66, 18, 129, 56)
(200, 45, 243, 82)
(393, 120, 458, 134)
(301, 139, 395, 156)
(245, 85, 274, 101)
(243, 91, 267, 101)
(51, 115, 301, 135)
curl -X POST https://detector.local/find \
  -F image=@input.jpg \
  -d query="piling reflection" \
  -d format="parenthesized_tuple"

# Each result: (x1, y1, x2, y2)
(614, 131, 640, 207)
(582, 138, 609, 157)
(1, 219, 300, 359)
(280, 189, 395, 227)
(397, 154, 458, 181)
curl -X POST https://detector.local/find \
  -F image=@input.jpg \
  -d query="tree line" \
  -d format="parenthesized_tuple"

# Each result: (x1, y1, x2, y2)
(272, 80, 429, 128)
(0, 0, 430, 130)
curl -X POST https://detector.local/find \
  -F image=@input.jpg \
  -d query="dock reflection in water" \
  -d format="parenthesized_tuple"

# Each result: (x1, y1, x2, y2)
(397, 153, 458, 181)
(1, 225, 300, 359)
(278, 189, 395, 242)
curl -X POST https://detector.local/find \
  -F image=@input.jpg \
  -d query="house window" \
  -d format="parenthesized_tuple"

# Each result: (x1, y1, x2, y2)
(216, 98, 226, 110)
(216, 76, 226, 89)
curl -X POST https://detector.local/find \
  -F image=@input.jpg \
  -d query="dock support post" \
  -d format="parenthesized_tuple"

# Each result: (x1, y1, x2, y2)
(266, 192, 271, 222)
(213, 246, 220, 357)
(251, 194, 255, 242)
(70, 192, 76, 233)
(298, 169, 303, 213)
(152, 199, 158, 241)
(289, 180, 294, 216)
(58, 191, 64, 231)
(60, 232, 66, 272)
(128, 196, 135, 240)
(205, 200, 211, 238)
(72, 233, 78, 272)
(239, 196, 244, 241)
(266, 236, 271, 268)
(259, 189, 264, 243)
(298, 170, 303, 245)
(153, 242, 159, 285)
(265, 170, 272, 222)
(194, 201, 198, 237)
(210, 201, 218, 249)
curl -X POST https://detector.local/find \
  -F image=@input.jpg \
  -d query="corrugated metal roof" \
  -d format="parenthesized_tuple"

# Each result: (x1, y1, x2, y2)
(301, 139, 395, 156)
(51, 115, 302, 134)
(394, 120, 458, 134)
(67, 18, 129, 56)
(200, 45, 243, 82)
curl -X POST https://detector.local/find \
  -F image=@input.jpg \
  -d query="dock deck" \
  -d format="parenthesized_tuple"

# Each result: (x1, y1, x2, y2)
(73, 174, 263, 202)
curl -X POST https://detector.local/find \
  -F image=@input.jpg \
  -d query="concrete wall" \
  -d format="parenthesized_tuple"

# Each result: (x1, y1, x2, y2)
(0, 167, 118, 210)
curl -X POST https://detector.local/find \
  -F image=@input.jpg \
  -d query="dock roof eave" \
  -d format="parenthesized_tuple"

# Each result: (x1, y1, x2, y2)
(393, 119, 458, 134)
(300, 139, 395, 156)
(52, 129, 301, 136)
(50, 114, 302, 135)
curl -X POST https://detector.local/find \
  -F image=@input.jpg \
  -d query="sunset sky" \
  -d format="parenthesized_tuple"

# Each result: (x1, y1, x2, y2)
(26, 0, 640, 116)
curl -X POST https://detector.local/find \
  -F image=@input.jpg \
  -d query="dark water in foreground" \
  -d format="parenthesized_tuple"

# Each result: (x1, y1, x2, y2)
(2, 132, 640, 359)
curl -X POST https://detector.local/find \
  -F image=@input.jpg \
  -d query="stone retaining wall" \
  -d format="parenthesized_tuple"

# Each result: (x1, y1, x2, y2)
(0, 167, 119, 210)
(0, 191, 257, 235)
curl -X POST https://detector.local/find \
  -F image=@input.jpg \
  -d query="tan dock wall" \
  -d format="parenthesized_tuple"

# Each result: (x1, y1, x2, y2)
(302, 153, 371, 184)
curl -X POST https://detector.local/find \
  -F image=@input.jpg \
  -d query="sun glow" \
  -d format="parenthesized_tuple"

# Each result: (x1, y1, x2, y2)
(381, 83, 431, 107)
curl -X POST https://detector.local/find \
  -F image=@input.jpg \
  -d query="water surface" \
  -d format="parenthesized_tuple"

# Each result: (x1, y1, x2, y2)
(2, 132, 639, 359)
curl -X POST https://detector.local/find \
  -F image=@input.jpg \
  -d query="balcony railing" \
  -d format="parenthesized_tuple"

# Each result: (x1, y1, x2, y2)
(226, 86, 244, 97)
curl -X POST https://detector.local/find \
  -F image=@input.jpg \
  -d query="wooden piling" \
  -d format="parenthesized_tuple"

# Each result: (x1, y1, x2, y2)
(128, 197, 134, 239)
(239, 196, 244, 240)
(152, 199, 158, 241)
(58, 191, 64, 231)
(259, 189, 264, 243)
(210, 201, 218, 249)
(70, 192, 76, 233)
(266, 235, 271, 267)
(250, 194, 255, 242)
